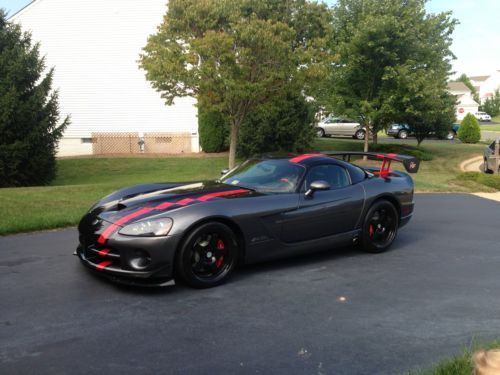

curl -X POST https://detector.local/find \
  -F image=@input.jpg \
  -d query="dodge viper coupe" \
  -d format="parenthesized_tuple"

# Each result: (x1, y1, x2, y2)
(76, 152, 419, 288)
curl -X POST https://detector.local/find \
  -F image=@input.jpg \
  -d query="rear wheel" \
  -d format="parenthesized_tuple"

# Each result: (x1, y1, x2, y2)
(361, 200, 399, 253)
(354, 130, 366, 140)
(446, 131, 455, 140)
(175, 222, 239, 288)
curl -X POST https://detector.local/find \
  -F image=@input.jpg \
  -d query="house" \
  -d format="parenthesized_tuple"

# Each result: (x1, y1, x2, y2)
(10, 0, 199, 156)
(470, 71, 500, 104)
(446, 82, 479, 121)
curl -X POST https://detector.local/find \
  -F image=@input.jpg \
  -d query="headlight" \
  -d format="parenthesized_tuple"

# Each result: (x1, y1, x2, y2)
(119, 218, 173, 237)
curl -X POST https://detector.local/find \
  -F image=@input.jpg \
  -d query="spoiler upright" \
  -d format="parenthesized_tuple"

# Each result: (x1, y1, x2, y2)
(320, 151, 420, 176)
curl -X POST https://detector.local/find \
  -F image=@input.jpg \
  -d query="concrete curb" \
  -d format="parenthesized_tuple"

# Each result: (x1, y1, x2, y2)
(459, 155, 483, 172)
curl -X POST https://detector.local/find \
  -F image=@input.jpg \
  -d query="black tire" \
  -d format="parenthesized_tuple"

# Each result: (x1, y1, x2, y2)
(446, 131, 455, 140)
(361, 200, 399, 253)
(175, 222, 239, 288)
(398, 130, 408, 139)
(354, 130, 366, 140)
(316, 127, 325, 137)
(484, 158, 493, 174)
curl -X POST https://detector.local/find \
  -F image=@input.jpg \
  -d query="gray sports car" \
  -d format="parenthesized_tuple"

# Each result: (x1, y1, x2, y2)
(76, 152, 419, 288)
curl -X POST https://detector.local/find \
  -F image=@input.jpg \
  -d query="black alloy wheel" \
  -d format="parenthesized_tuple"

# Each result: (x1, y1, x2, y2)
(361, 200, 399, 253)
(175, 222, 239, 288)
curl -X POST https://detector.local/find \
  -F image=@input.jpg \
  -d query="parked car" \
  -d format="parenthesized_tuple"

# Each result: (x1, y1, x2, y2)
(76, 152, 419, 288)
(484, 138, 499, 173)
(475, 112, 491, 122)
(387, 123, 459, 140)
(316, 117, 367, 140)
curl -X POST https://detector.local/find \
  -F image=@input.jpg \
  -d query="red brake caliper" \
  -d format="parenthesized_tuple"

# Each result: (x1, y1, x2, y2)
(215, 240, 225, 268)
(369, 224, 374, 238)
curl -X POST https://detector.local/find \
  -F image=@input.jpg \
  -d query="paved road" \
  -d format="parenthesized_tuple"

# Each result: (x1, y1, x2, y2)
(1, 194, 499, 375)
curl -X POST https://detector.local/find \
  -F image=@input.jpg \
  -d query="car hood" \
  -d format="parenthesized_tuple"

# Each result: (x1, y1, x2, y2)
(93, 180, 256, 224)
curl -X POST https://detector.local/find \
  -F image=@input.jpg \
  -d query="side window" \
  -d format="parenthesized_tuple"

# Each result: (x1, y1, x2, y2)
(305, 165, 351, 190)
(489, 141, 496, 151)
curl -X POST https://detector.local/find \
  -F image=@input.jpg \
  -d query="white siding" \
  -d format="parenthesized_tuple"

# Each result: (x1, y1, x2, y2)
(11, 0, 198, 155)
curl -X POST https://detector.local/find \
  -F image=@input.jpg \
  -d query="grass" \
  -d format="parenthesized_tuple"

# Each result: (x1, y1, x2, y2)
(407, 340, 500, 375)
(480, 124, 500, 132)
(0, 139, 495, 235)
(0, 156, 227, 235)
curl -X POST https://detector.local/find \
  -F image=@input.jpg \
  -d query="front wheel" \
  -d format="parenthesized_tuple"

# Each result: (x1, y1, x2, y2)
(398, 130, 408, 139)
(361, 200, 399, 253)
(316, 127, 325, 137)
(175, 222, 239, 288)
(354, 130, 366, 140)
(484, 158, 493, 174)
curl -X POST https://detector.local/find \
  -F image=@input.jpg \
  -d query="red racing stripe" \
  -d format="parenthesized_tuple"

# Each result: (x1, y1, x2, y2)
(289, 154, 323, 163)
(97, 207, 154, 244)
(96, 260, 112, 270)
(196, 189, 248, 201)
(176, 198, 195, 206)
(98, 249, 110, 256)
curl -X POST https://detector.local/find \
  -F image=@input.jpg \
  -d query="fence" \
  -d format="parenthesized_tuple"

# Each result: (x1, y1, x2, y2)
(91, 132, 193, 155)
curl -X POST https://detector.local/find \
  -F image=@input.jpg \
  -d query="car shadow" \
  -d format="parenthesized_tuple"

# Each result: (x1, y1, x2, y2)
(232, 244, 370, 282)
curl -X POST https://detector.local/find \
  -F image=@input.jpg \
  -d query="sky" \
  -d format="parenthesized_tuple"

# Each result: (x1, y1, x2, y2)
(1, 0, 499, 77)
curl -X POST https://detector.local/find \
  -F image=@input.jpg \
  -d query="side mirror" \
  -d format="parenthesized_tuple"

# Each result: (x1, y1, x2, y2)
(305, 180, 330, 198)
(221, 168, 230, 176)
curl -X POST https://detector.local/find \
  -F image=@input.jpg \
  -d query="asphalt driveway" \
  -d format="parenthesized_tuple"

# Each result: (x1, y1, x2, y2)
(1, 194, 499, 374)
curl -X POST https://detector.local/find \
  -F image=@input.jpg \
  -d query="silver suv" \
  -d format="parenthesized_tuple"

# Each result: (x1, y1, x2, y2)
(316, 117, 366, 140)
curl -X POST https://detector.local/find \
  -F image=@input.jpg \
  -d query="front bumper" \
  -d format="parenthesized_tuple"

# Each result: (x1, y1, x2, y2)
(76, 231, 181, 287)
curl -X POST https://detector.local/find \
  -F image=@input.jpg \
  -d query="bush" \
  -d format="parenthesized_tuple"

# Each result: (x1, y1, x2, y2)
(237, 92, 315, 158)
(0, 12, 68, 187)
(198, 104, 229, 153)
(455, 172, 500, 191)
(458, 113, 481, 144)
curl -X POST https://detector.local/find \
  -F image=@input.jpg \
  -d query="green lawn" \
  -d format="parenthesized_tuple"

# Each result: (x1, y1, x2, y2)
(0, 156, 227, 235)
(0, 140, 494, 235)
(480, 124, 500, 132)
(408, 340, 500, 375)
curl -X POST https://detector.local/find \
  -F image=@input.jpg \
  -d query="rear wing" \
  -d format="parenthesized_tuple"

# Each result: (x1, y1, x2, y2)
(320, 151, 420, 176)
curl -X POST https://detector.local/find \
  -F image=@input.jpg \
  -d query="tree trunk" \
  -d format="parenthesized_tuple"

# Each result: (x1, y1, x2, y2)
(363, 122, 370, 160)
(228, 119, 239, 169)
(372, 130, 378, 145)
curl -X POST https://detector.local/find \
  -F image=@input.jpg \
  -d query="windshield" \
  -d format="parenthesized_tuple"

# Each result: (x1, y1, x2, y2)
(221, 159, 305, 193)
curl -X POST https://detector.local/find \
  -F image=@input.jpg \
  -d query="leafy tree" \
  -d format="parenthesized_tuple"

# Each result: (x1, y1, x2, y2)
(481, 89, 500, 117)
(198, 101, 229, 153)
(326, 0, 457, 150)
(458, 113, 481, 144)
(237, 90, 315, 157)
(139, 0, 331, 168)
(455, 73, 480, 104)
(0, 11, 69, 187)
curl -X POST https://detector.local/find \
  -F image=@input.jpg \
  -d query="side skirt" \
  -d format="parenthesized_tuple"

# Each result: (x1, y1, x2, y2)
(245, 229, 361, 264)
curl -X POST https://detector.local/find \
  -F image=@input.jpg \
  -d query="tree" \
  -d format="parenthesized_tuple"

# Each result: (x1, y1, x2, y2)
(326, 0, 457, 150)
(458, 113, 481, 144)
(237, 90, 316, 157)
(0, 11, 69, 187)
(455, 73, 480, 104)
(482, 89, 500, 117)
(139, 0, 332, 168)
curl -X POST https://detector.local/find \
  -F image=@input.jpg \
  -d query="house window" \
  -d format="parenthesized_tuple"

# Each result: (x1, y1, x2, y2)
(81, 138, 95, 144)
